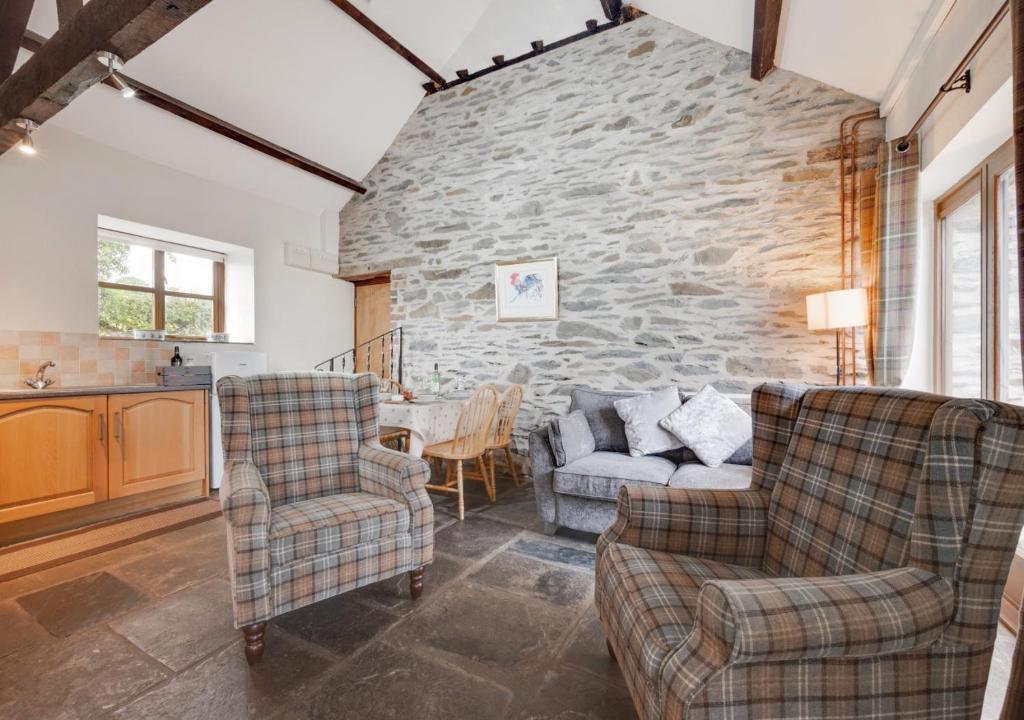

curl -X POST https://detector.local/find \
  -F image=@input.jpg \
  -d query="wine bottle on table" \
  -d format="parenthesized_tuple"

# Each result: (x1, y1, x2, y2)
(431, 363, 441, 395)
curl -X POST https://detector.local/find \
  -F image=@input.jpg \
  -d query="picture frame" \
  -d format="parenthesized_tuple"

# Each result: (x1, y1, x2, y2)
(494, 257, 559, 322)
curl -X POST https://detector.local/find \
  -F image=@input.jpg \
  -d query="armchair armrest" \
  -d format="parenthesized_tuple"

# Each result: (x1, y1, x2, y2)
(219, 461, 272, 628)
(701, 567, 953, 664)
(529, 427, 557, 525)
(220, 460, 271, 530)
(358, 444, 433, 567)
(597, 485, 770, 568)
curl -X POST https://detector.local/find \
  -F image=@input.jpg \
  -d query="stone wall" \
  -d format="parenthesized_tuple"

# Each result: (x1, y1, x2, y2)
(339, 16, 878, 451)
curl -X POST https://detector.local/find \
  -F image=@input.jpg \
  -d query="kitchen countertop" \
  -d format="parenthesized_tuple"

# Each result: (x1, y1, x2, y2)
(0, 384, 211, 401)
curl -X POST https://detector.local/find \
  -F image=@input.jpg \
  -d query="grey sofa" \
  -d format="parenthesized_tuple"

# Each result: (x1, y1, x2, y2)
(529, 387, 753, 535)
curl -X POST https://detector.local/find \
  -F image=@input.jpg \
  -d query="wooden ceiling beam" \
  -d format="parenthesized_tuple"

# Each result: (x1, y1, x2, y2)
(599, 0, 622, 22)
(0, 0, 212, 155)
(325, 0, 446, 88)
(56, 0, 82, 26)
(751, 0, 783, 81)
(19, 30, 367, 194)
(433, 8, 643, 94)
(0, 0, 36, 83)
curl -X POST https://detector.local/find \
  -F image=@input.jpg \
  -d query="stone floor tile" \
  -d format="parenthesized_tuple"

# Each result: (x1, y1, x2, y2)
(111, 536, 229, 597)
(273, 590, 399, 657)
(0, 599, 51, 659)
(514, 667, 638, 720)
(112, 633, 332, 720)
(110, 578, 236, 672)
(475, 495, 547, 532)
(559, 608, 628, 685)
(434, 516, 522, 560)
(309, 641, 514, 720)
(400, 582, 574, 669)
(509, 537, 596, 571)
(470, 550, 593, 608)
(17, 571, 149, 637)
(353, 552, 468, 613)
(0, 626, 168, 720)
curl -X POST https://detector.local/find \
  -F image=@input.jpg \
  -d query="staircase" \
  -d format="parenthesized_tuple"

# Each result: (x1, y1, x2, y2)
(315, 327, 403, 384)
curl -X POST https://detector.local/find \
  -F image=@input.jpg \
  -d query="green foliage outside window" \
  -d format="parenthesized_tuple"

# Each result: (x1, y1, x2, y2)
(98, 238, 215, 337)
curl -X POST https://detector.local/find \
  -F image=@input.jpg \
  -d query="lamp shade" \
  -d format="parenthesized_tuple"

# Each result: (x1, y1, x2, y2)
(806, 288, 868, 330)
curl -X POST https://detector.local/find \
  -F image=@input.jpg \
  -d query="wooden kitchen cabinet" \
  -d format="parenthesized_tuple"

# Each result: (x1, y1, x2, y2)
(108, 390, 207, 499)
(0, 396, 108, 524)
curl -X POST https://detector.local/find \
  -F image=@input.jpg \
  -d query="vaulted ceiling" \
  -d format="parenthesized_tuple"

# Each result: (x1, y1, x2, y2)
(13, 0, 935, 217)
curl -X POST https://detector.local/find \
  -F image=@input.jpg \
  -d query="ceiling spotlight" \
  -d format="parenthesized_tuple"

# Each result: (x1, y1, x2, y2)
(97, 51, 135, 99)
(16, 119, 37, 155)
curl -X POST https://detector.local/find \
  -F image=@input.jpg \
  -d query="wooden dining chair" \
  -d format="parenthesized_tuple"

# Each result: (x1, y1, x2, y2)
(485, 384, 523, 489)
(422, 385, 498, 520)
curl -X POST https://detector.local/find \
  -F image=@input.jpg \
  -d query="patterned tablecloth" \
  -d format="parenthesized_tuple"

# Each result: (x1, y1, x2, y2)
(379, 399, 463, 457)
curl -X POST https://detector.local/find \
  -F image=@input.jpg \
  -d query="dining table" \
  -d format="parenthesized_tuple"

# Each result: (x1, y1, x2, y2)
(379, 397, 464, 457)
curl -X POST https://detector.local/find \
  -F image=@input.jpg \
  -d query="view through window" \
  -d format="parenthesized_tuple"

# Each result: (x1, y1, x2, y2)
(936, 139, 1022, 404)
(98, 231, 225, 339)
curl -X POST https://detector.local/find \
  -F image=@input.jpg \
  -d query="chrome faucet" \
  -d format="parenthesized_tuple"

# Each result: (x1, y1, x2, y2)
(25, 361, 55, 390)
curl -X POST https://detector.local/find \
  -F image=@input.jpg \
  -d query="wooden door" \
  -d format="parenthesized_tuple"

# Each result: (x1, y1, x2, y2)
(0, 396, 108, 523)
(108, 390, 207, 498)
(354, 276, 392, 377)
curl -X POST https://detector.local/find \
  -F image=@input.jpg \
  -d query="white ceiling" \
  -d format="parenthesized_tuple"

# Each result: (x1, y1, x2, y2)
(14, 0, 939, 218)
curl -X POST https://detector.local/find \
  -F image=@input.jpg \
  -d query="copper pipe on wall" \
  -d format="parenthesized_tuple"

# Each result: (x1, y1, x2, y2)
(895, 0, 1009, 151)
(838, 110, 880, 385)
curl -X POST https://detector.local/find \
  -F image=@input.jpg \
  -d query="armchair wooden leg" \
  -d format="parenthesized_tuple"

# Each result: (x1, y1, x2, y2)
(243, 622, 267, 666)
(410, 566, 425, 600)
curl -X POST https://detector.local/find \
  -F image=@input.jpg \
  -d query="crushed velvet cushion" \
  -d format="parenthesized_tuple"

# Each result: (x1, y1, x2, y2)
(614, 387, 684, 458)
(548, 410, 597, 467)
(554, 451, 676, 500)
(660, 385, 752, 467)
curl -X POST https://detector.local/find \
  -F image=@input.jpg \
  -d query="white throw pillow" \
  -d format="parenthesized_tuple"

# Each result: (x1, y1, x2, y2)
(659, 385, 752, 467)
(613, 387, 684, 458)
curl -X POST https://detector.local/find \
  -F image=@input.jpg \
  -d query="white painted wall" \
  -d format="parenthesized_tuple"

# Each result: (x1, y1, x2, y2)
(0, 125, 353, 372)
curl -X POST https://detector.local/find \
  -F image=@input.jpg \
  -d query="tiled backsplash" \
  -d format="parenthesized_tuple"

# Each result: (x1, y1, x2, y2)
(0, 330, 175, 390)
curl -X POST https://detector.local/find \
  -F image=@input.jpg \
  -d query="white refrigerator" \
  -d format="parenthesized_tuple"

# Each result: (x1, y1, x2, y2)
(194, 350, 268, 490)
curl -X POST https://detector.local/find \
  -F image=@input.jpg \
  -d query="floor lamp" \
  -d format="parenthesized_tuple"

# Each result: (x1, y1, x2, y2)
(806, 288, 869, 385)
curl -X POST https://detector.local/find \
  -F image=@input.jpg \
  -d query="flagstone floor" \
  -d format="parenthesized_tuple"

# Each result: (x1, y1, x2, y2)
(0, 469, 1014, 719)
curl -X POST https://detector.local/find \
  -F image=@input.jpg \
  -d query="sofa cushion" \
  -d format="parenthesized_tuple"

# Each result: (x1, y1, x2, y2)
(660, 385, 752, 467)
(554, 451, 676, 500)
(269, 492, 410, 565)
(615, 387, 685, 458)
(599, 543, 767, 683)
(569, 388, 642, 453)
(548, 410, 596, 467)
(669, 462, 753, 490)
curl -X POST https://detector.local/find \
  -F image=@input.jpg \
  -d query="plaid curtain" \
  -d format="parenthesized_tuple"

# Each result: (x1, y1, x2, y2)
(1003, 7, 1024, 720)
(866, 136, 920, 387)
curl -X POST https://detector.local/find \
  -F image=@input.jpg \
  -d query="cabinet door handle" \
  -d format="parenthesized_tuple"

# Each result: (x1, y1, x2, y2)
(99, 413, 106, 447)
(114, 411, 124, 461)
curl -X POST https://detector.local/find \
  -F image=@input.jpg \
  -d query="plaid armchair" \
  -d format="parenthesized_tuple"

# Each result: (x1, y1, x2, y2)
(596, 383, 1024, 719)
(217, 372, 433, 664)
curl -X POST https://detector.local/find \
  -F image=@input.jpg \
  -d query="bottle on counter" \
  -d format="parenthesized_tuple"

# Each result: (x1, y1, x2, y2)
(431, 363, 441, 395)
(171, 346, 183, 367)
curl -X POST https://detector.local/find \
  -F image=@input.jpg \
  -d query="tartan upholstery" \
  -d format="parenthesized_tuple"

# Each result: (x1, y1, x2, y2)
(598, 543, 768, 719)
(597, 383, 1024, 720)
(596, 486, 770, 569)
(764, 386, 947, 578)
(749, 381, 807, 492)
(217, 373, 432, 628)
(269, 492, 410, 565)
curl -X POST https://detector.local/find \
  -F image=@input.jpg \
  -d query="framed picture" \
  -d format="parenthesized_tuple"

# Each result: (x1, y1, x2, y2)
(494, 257, 559, 322)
